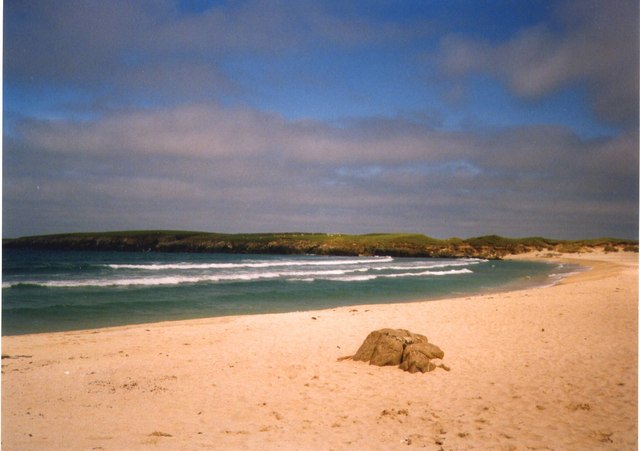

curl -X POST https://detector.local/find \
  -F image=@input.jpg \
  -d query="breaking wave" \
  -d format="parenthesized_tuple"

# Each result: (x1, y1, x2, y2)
(106, 256, 395, 270)
(3, 256, 480, 288)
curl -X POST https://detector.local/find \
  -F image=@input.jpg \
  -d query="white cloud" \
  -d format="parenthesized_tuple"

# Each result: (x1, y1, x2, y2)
(3, 1, 637, 238)
(4, 103, 637, 238)
(437, 0, 638, 125)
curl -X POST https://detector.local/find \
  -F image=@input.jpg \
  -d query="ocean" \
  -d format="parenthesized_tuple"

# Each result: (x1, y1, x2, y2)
(2, 249, 578, 335)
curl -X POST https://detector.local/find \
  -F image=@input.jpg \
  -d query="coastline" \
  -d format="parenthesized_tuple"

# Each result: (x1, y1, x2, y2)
(1, 254, 570, 336)
(2, 251, 637, 449)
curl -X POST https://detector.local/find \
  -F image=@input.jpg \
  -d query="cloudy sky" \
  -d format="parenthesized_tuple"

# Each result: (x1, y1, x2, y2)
(3, 0, 638, 239)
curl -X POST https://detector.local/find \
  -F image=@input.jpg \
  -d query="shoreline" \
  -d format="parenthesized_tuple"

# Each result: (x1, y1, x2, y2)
(2, 256, 576, 337)
(2, 250, 637, 449)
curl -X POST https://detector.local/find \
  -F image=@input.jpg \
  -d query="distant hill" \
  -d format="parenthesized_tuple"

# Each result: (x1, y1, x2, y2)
(3, 231, 638, 259)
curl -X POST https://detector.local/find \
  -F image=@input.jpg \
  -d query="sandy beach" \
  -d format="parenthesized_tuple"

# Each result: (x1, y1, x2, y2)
(2, 250, 637, 450)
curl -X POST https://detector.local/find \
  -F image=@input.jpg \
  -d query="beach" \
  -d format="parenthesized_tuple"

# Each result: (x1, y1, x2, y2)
(2, 250, 637, 450)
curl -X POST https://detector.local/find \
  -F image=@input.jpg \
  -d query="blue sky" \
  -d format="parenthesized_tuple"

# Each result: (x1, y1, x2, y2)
(3, 0, 638, 239)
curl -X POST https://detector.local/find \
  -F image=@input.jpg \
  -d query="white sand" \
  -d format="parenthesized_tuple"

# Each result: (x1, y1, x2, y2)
(2, 251, 637, 450)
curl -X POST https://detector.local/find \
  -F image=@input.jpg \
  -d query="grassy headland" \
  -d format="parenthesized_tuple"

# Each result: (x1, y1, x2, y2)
(3, 231, 637, 259)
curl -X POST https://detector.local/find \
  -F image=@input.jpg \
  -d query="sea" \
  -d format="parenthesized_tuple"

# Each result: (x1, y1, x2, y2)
(1, 249, 580, 335)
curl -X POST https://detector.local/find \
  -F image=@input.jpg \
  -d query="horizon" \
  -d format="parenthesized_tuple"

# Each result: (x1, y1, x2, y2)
(4, 1, 639, 240)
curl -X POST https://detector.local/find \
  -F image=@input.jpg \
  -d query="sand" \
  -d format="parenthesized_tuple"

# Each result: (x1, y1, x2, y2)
(2, 251, 637, 450)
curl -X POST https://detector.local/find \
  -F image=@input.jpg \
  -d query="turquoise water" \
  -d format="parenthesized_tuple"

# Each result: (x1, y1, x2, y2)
(2, 250, 578, 335)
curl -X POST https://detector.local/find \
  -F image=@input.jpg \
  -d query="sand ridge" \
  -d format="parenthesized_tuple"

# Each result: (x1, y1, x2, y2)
(2, 251, 637, 449)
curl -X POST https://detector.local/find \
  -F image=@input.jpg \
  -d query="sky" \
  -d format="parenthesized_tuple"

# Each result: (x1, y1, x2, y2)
(3, 0, 638, 239)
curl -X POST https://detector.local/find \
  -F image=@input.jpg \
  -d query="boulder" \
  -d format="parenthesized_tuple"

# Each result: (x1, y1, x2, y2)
(352, 328, 429, 367)
(350, 328, 447, 374)
(399, 342, 445, 373)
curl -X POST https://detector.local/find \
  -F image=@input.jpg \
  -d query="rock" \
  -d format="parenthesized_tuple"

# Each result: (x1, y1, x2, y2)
(351, 328, 447, 373)
(407, 342, 444, 359)
(399, 342, 445, 373)
(352, 328, 429, 367)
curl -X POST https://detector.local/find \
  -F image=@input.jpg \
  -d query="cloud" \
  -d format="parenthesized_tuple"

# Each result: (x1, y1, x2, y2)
(5, 0, 148, 82)
(4, 103, 637, 238)
(4, 0, 424, 111)
(437, 0, 639, 125)
(3, 1, 637, 239)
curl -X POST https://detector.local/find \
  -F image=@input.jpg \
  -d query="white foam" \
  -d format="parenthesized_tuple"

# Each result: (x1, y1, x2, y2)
(5, 257, 484, 289)
(370, 260, 482, 271)
(329, 274, 379, 282)
(321, 268, 473, 282)
(106, 256, 394, 270)
(3, 267, 370, 288)
(382, 268, 473, 278)
(5, 265, 474, 288)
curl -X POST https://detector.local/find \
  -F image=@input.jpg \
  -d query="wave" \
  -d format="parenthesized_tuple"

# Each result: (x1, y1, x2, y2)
(383, 268, 473, 277)
(370, 260, 484, 272)
(3, 268, 367, 288)
(325, 268, 473, 282)
(3, 267, 473, 288)
(106, 256, 395, 270)
(288, 268, 473, 282)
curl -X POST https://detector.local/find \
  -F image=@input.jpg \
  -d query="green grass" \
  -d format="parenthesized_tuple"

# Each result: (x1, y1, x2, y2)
(4, 230, 637, 258)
